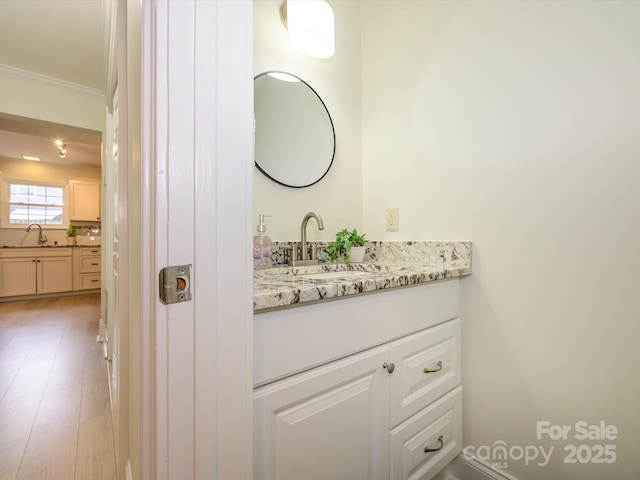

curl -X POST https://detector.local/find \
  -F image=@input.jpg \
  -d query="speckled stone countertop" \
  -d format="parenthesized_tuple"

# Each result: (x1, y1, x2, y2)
(254, 241, 471, 312)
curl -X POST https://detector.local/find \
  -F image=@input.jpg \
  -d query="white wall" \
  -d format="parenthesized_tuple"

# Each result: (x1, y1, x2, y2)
(254, 0, 362, 241)
(0, 67, 105, 132)
(362, 1, 640, 479)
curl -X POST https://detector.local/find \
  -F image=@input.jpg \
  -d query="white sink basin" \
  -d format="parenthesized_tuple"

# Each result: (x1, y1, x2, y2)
(301, 270, 372, 280)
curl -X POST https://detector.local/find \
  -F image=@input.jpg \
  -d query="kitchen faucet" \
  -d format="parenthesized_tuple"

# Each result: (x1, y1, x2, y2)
(289, 212, 324, 266)
(26, 223, 47, 246)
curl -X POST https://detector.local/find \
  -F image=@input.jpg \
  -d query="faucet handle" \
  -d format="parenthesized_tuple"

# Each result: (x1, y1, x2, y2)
(310, 244, 317, 260)
(282, 242, 298, 264)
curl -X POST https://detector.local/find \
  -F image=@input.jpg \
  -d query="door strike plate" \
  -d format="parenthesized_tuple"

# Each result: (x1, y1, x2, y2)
(159, 264, 192, 304)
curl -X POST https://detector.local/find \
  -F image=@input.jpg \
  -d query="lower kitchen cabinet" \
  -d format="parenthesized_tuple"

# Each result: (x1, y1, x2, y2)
(254, 282, 463, 480)
(0, 248, 73, 297)
(73, 247, 102, 291)
(37, 256, 73, 293)
(0, 257, 37, 296)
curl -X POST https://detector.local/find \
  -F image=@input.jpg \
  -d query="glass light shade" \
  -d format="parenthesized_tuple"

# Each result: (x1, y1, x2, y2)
(287, 0, 334, 59)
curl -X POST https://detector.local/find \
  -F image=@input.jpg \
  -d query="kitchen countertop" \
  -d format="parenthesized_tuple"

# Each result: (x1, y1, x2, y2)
(254, 241, 471, 312)
(1, 244, 101, 248)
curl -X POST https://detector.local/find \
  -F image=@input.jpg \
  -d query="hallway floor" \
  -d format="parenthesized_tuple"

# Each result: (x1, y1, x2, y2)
(0, 294, 116, 480)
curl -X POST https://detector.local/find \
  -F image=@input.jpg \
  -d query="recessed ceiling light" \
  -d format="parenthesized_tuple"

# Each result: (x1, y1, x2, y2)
(22, 155, 41, 161)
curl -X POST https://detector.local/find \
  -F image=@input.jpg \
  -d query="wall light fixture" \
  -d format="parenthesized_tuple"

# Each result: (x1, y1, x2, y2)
(280, 0, 335, 59)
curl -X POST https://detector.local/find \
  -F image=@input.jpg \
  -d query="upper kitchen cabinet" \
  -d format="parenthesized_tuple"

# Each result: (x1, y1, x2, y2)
(68, 178, 101, 222)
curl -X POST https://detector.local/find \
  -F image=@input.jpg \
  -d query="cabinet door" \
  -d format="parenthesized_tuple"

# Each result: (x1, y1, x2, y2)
(37, 257, 73, 294)
(389, 319, 461, 427)
(254, 345, 390, 480)
(0, 258, 36, 297)
(69, 179, 100, 221)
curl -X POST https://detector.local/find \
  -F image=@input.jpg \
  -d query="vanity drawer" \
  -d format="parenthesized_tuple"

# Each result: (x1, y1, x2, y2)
(79, 274, 101, 289)
(79, 248, 101, 256)
(80, 256, 101, 273)
(390, 386, 462, 480)
(390, 319, 461, 427)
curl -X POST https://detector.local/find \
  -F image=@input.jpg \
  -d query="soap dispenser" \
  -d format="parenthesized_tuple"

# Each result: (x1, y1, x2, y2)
(253, 214, 273, 268)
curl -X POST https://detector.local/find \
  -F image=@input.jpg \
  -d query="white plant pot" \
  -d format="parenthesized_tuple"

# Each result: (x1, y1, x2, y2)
(348, 246, 366, 263)
(67, 237, 76, 246)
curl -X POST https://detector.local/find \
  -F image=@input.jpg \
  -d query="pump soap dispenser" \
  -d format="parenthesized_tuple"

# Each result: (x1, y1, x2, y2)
(253, 214, 273, 268)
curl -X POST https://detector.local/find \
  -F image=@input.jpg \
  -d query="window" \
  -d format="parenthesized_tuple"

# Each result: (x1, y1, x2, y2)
(6, 181, 65, 225)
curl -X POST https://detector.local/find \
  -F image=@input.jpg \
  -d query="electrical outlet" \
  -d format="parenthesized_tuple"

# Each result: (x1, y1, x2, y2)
(385, 207, 399, 231)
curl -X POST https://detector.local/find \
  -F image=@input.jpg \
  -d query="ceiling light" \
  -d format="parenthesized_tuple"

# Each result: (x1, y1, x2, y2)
(22, 155, 41, 162)
(55, 139, 67, 158)
(280, 0, 335, 59)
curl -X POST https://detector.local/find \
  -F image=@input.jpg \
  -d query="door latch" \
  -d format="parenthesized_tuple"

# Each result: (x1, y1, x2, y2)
(159, 264, 192, 304)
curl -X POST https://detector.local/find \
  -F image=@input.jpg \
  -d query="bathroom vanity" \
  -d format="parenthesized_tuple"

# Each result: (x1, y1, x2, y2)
(253, 242, 471, 480)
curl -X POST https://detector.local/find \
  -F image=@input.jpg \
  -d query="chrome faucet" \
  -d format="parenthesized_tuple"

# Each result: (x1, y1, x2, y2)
(290, 212, 324, 266)
(26, 223, 47, 246)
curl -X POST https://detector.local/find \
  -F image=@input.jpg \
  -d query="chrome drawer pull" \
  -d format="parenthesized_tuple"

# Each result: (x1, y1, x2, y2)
(424, 435, 444, 453)
(423, 361, 443, 374)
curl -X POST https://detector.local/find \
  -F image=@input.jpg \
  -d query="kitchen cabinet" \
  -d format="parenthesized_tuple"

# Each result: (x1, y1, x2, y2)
(0, 248, 73, 297)
(73, 247, 101, 291)
(0, 257, 37, 296)
(68, 178, 101, 221)
(254, 279, 463, 480)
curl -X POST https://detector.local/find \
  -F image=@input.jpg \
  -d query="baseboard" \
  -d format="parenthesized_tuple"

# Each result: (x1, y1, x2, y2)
(448, 453, 520, 480)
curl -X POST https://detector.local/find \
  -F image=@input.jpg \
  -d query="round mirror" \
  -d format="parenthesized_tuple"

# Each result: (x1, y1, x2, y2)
(254, 71, 335, 188)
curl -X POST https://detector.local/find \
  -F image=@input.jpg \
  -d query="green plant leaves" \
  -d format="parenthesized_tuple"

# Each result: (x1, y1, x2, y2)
(328, 228, 366, 262)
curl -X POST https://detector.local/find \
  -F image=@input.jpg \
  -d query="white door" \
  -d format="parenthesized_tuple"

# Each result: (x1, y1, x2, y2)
(138, 2, 254, 479)
(254, 346, 391, 480)
(108, 82, 122, 471)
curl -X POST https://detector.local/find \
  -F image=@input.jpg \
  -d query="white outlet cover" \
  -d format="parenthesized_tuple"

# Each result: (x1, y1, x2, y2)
(385, 207, 399, 231)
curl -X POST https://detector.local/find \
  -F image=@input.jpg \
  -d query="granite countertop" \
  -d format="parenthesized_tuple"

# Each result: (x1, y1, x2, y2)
(254, 241, 471, 312)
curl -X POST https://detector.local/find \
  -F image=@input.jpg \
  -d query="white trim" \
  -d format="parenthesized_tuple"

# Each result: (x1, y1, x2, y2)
(125, 460, 133, 480)
(141, 1, 253, 479)
(0, 64, 104, 97)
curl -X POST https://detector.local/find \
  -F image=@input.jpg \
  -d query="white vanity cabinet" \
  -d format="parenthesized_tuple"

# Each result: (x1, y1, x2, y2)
(254, 279, 463, 480)
(0, 248, 73, 297)
(255, 345, 391, 480)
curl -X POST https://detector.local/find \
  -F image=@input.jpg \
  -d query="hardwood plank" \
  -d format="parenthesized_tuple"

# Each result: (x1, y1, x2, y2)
(80, 340, 111, 421)
(45, 335, 86, 394)
(15, 387, 81, 480)
(0, 293, 114, 480)
(0, 438, 27, 480)
(75, 414, 117, 480)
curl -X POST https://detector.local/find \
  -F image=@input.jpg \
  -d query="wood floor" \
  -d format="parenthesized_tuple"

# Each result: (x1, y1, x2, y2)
(0, 294, 116, 480)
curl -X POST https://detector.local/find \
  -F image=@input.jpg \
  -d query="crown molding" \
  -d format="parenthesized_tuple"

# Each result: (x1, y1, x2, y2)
(0, 64, 104, 98)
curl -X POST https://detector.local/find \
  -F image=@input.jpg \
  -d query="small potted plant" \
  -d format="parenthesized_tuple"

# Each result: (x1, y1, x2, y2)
(327, 228, 366, 264)
(66, 225, 76, 246)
